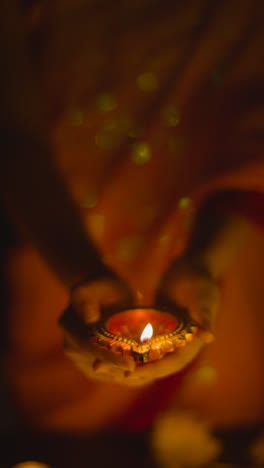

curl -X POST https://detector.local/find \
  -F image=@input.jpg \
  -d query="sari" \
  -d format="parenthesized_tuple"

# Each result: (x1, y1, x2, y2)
(2, 0, 264, 433)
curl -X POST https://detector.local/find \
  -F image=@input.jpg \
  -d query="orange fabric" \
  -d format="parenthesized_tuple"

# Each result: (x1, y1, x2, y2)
(5, 0, 264, 432)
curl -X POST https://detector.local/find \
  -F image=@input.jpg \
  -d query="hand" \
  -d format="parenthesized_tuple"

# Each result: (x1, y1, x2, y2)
(59, 273, 137, 383)
(119, 256, 219, 385)
(59, 272, 202, 387)
(60, 258, 219, 387)
(146, 256, 220, 376)
(156, 257, 219, 337)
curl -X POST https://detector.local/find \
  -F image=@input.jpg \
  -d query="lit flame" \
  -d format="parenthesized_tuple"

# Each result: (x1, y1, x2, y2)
(140, 323, 153, 343)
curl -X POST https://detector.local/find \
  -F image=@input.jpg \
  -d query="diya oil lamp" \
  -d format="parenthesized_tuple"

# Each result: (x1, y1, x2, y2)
(88, 307, 198, 364)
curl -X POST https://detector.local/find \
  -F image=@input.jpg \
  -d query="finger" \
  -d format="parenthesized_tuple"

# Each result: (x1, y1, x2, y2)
(132, 337, 204, 381)
(185, 304, 216, 344)
(62, 315, 136, 370)
(81, 299, 100, 324)
(166, 274, 219, 334)
(71, 286, 101, 323)
(65, 333, 136, 372)
(92, 360, 128, 380)
(92, 346, 136, 372)
(79, 359, 135, 384)
(90, 279, 131, 307)
(64, 344, 134, 383)
(71, 278, 133, 323)
(92, 360, 120, 378)
(188, 284, 219, 331)
(198, 329, 215, 344)
(92, 359, 104, 371)
(122, 373, 153, 387)
(72, 280, 124, 307)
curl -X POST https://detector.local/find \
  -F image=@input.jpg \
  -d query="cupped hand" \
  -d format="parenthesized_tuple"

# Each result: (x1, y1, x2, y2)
(155, 256, 219, 341)
(59, 274, 137, 383)
(131, 255, 220, 383)
(60, 257, 219, 387)
(120, 254, 219, 386)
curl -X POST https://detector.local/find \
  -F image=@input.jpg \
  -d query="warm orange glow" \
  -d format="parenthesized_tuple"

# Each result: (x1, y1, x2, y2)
(140, 323, 153, 343)
(12, 463, 51, 468)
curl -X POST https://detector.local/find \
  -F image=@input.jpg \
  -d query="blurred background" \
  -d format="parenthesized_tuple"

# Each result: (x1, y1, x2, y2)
(0, 0, 264, 467)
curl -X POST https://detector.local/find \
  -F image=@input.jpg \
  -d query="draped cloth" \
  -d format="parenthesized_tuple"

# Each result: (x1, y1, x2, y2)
(3, 0, 264, 432)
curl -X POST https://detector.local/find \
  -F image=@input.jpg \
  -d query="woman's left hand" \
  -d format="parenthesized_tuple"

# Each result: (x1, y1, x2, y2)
(156, 256, 219, 340)
(123, 256, 219, 386)
(131, 256, 219, 380)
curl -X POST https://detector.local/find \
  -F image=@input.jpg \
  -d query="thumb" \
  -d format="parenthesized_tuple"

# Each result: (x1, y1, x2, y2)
(71, 287, 101, 324)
